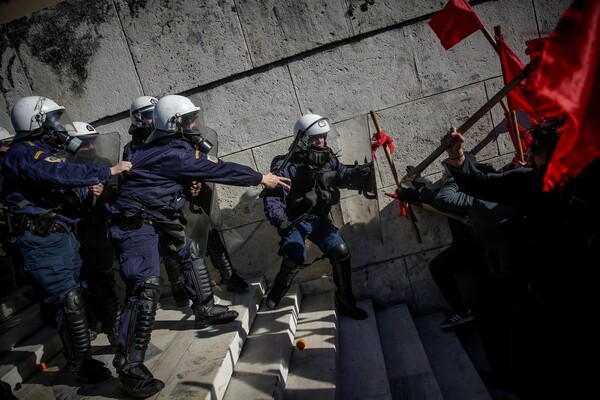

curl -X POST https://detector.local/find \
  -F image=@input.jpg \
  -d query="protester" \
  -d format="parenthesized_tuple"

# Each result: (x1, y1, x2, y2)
(263, 113, 374, 320)
(441, 118, 597, 398)
(1, 96, 132, 383)
(108, 94, 290, 397)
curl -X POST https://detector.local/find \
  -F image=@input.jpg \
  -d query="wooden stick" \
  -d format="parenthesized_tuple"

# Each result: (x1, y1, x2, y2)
(370, 110, 422, 243)
(402, 62, 534, 183)
(493, 25, 525, 163)
(383, 192, 469, 224)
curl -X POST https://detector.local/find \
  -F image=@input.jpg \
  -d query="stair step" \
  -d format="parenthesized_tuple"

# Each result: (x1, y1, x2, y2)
(414, 312, 491, 400)
(0, 285, 35, 322)
(152, 276, 266, 400)
(0, 303, 45, 356)
(223, 284, 302, 400)
(376, 304, 444, 400)
(285, 290, 337, 400)
(9, 277, 266, 400)
(339, 299, 392, 400)
(0, 326, 62, 391)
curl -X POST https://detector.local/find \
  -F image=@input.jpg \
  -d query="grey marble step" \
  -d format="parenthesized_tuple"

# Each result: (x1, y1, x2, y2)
(376, 303, 444, 400)
(338, 298, 392, 400)
(223, 284, 302, 400)
(414, 312, 491, 400)
(10, 277, 266, 400)
(0, 285, 35, 322)
(285, 290, 337, 400)
(0, 303, 45, 356)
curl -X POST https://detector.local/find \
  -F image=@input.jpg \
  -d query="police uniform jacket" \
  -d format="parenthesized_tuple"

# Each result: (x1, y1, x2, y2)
(114, 138, 262, 222)
(1, 140, 112, 225)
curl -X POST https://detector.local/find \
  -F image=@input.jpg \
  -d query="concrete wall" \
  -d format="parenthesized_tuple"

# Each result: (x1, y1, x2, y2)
(0, 0, 571, 315)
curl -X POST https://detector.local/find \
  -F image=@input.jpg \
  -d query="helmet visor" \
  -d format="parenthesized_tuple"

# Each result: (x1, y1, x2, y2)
(132, 107, 155, 128)
(178, 110, 200, 134)
(40, 109, 76, 135)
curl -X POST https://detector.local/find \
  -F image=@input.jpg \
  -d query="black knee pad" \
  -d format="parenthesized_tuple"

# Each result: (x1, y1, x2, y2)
(138, 276, 163, 302)
(330, 243, 350, 263)
(64, 287, 85, 314)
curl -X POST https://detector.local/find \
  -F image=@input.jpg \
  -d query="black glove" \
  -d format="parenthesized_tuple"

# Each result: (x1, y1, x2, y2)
(277, 219, 293, 236)
(394, 187, 421, 203)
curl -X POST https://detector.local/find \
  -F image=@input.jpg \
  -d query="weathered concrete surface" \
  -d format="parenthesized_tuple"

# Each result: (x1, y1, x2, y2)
(0, 0, 571, 316)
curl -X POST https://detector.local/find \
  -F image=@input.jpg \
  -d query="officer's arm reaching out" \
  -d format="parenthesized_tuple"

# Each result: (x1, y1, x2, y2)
(261, 172, 291, 190)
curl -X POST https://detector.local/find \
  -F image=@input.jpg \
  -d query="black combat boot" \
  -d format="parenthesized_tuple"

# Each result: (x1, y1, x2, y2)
(61, 288, 112, 383)
(265, 256, 304, 310)
(113, 277, 164, 398)
(163, 257, 190, 307)
(186, 258, 238, 328)
(207, 228, 248, 292)
(331, 244, 367, 320)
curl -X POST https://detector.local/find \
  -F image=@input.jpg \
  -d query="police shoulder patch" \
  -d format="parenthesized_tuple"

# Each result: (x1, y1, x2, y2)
(43, 156, 63, 163)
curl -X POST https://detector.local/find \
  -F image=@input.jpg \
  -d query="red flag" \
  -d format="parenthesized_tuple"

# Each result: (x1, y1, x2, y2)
(525, 0, 600, 191)
(428, 0, 484, 50)
(525, 37, 548, 63)
(497, 35, 541, 124)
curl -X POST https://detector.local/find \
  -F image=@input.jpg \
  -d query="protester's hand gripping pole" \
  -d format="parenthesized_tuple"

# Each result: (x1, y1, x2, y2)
(402, 62, 534, 183)
(370, 110, 422, 244)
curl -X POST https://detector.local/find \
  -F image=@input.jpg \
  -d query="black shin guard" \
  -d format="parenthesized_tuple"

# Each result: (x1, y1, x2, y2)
(265, 256, 304, 310)
(188, 258, 238, 328)
(163, 257, 190, 307)
(207, 229, 248, 292)
(331, 244, 367, 320)
(114, 276, 164, 398)
(62, 288, 112, 383)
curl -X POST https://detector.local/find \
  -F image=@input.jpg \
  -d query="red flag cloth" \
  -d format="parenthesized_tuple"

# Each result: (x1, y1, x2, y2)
(390, 191, 409, 219)
(525, 37, 548, 63)
(428, 0, 484, 50)
(371, 129, 394, 160)
(497, 34, 542, 124)
(525, 0, 600, 191)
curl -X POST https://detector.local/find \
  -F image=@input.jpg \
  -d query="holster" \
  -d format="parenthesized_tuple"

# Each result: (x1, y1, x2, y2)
(112, 212, 144, 231)
(32, 212, 58, 236)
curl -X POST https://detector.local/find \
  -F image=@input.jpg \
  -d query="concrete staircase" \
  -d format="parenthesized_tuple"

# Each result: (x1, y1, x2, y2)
(1, 277, 493, 399)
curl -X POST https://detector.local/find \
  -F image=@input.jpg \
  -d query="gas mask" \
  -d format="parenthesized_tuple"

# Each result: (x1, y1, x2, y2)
(41, 128, 82, 154)
(186, 132, 214, 154)
(307, 145, 331, 169)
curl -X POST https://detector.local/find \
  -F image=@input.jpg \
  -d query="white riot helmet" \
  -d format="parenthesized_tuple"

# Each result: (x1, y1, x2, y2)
(0, 126, 14, 146)
(72, 121, 98, 137)
(292, 113, 332, 151)
(10, 96, 74, 142)
(130, 96, 158, 129)
(147, 95, 200, 142)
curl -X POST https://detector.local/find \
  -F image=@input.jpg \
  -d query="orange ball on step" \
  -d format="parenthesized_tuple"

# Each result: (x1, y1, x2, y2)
(296, 339, 307, 350)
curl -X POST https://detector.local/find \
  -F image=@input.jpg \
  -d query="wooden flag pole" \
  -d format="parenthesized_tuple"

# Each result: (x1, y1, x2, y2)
(383, 192, 469, 224)
(402, 61, 534, 183)
(493, 25, 524, 163)
(370, 110, 422, 244)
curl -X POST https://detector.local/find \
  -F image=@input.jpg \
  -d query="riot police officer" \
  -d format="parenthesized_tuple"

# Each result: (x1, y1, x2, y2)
(0, 96, 132, 383)
(263, 113, 368, 320)
(65, 122, 120, 348)
(126, 96, 250, 308)
(108, 94, 290, 397)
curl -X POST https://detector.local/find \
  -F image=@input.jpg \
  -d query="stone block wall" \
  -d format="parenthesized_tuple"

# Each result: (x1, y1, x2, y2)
(0, 0, 571, 315)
